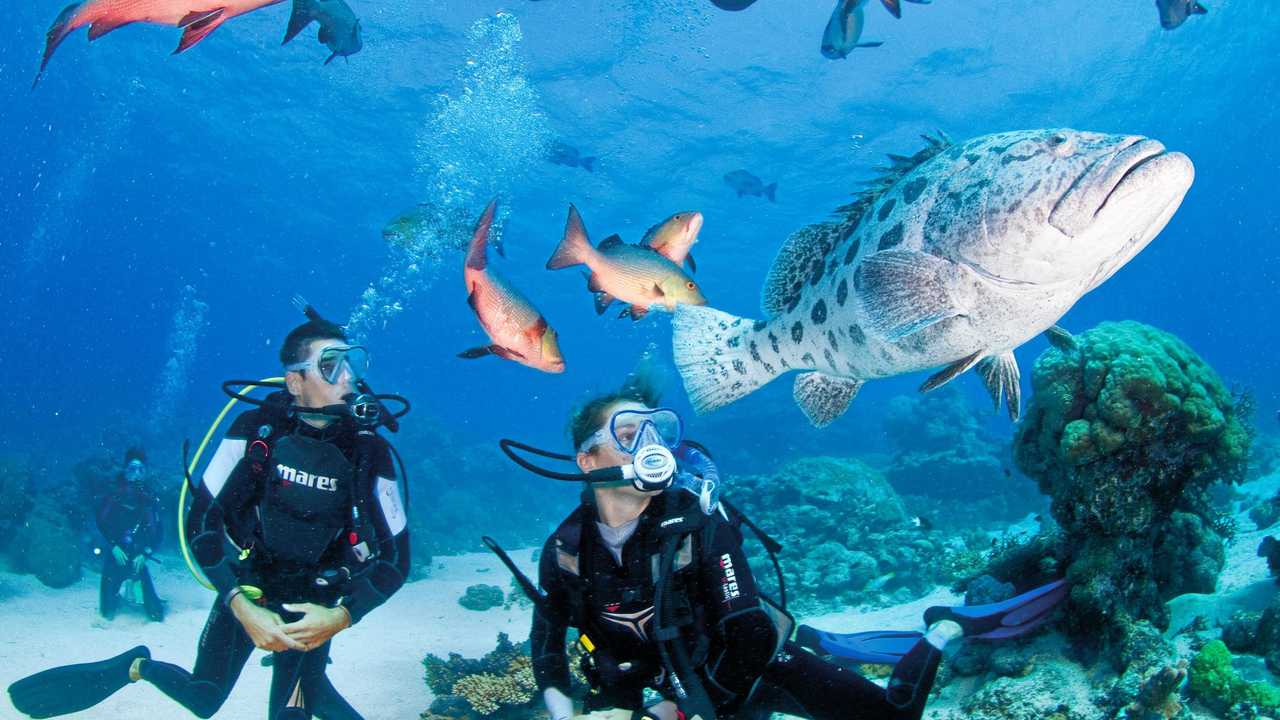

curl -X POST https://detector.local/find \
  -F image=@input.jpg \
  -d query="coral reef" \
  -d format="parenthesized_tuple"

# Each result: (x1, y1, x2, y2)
(459, 584, 505, 611)
(1188, 640, 1280, 714)
(1259, 537, 1280, 581)
(14, 504, 82, 588)
(1011, 321, 1250, 646)
(1222, 601, 1280, 676)
(422, 633, 585, 720)
(728, 456, 972, 613)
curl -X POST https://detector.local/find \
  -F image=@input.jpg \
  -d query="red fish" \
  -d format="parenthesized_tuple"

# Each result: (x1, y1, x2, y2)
(36, 0, 287, 86)
(460, 198, 566, 374)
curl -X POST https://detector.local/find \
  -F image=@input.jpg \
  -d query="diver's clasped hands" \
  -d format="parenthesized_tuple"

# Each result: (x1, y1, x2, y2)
(229, 596, 349, 653)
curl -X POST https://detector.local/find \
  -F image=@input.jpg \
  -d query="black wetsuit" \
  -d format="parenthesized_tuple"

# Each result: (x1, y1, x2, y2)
(530, 493, 941, 720)
(95, 478, 164, 621)
(137, 404, 410, 720)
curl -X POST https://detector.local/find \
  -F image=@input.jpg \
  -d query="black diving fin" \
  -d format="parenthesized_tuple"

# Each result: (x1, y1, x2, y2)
(8, 645, 150, 718)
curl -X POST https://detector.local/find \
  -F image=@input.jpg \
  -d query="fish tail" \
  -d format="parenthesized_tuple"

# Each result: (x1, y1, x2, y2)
(581, 156, 596, 172)
(283, 0, 318, 44)
(466, 198, 499, 271)
(765, 182, 777, 202)
(546, 203, 595, 270)
(672, 305, 785, 414)
(35, 3, 84, 87)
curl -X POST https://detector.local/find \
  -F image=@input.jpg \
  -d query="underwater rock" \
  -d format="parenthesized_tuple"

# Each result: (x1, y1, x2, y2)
(458, 584, 505, 611)
(1250, 498, 1280, 532)
(15, 503, 81, 588)
(965, 575, 1016, 605)
(936, 661, 1106, 720)
(1222, 602, 1280, 676)
(1118, 663, 1187, 720)
(0, 455, 34, 552)
(1258, 536, 1280, 581)
(729, 456, 951, 612)
(1013, 321, 1250, 643)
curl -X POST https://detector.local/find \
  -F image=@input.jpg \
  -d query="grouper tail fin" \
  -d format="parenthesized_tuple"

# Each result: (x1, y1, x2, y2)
(672, 305, 784, 414)
(35, 3, 83, 88)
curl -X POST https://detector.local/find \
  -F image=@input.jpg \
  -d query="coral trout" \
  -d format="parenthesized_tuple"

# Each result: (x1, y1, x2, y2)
(36, 0, 286, 86)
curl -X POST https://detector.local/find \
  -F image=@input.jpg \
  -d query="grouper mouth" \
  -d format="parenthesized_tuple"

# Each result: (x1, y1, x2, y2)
(1049, 138, 1177, 237)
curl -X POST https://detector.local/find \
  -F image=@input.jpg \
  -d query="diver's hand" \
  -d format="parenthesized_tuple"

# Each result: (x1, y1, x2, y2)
(111, 545, 129, 566)
(642, 701, 679, 720)
(131, 553, 147, 573)
(229, 593, 306, 652)
(280, 602, 351, 651)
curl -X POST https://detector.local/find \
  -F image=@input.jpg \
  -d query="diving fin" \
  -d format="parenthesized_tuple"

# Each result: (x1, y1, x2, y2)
(923, 579, 1068, 639)
(794, 627, 923, 665)
(8, 645, 150, 718)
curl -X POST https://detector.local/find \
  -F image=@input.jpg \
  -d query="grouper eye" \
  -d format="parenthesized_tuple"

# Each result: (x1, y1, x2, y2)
(1050, 132, 1075, 156)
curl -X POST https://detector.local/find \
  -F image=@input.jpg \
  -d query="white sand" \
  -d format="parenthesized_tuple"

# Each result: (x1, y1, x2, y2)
(0, 548, 540, 720)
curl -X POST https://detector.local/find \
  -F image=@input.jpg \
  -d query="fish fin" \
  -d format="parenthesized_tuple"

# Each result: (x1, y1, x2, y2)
(283, 0, 317, 44)
(761, 222, 836, 317)
(598, 234, 624, 250)
(856, 249, 972, 340)
(686, 253, 697, 274)
(856, 41, 884, 48)
(880, 0, 902, 18)
(919, 350, 984, 393)
(640, 222, 662, 247)
(465, 287, 478, 311)
(88, 18, 132, 40)
(1192, 2, 1207, 14)
(903, 0, 931, 3)
(36, 3, 85, 86)
(630, 306, 649, 321)
(594, 293, 615, 315)
(173, 9, 228, 54)
(491, 346, 527, 361)
(547, 204, 594, 270)
(324, 51, 338, 65)
(1044, 325, 1076, 351)
(793, 372, 863, 428)
(672, 305, 782, 414)
(465, 198, 498, 271)
(458, 346, 494, 359)
(765, 182, 777, 202)
(581, 156, 596, 172)
(178, 8, 222, 27)
(583, 271, 604, 293)
(975, 351, 1022, 421)
(651, 283, 666, 298)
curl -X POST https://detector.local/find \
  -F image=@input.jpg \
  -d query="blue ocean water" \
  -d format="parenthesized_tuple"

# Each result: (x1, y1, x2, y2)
(2, 1, 1276, 472)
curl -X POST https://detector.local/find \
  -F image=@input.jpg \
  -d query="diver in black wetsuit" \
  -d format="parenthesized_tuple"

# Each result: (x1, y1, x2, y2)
(514, 383, 959, 720)
(95, 447, 165, 622)
(8, 317, 411, 720)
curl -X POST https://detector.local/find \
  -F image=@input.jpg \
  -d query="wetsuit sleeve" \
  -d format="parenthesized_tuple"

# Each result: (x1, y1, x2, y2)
(142, 496, 164, 549)
(340, 439, 410, 625)
(530, 535, 573, 693)
(94, 492, 114, 543)
(697, 517, 778, 710)
(185, 411, 262, 598)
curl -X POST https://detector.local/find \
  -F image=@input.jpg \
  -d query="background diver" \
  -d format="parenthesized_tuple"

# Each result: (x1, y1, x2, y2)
(8, 315, 411, 719)
(497, 375, 1066, 720)
(94, 446, 165, 622)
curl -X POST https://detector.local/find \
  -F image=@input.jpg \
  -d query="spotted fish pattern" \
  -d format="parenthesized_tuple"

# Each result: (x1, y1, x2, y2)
(673, 128, 1195, 427)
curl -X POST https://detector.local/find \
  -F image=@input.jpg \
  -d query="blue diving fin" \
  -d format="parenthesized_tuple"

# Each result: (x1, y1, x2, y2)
(795, 627, 923, 665)
(923, 578, 1068, 639)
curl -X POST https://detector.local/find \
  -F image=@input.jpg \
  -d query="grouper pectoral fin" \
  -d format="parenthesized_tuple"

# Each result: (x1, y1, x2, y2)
(793, 372, 864, 428)
(976, 352, 1021, 421)
(857, 249, 973, 341)
(594, 292, 616, 315)
(1044, 324, 1076, 351)
(457, 346, 493, 359)
(919, 350, 983, 394)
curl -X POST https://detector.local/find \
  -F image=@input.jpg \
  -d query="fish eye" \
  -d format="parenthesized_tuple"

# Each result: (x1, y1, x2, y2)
(686, 281, 696, 290)
(1049, 132, 1075, 156)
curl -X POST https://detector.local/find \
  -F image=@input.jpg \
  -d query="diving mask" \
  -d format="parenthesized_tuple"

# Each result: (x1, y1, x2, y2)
(124, 459, 147, 483)
(285, 344, 370, 385)
(571, 407, 685, 492)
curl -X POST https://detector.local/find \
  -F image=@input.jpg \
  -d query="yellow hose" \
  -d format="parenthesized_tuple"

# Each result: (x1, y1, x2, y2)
(179, 378, 283, 592)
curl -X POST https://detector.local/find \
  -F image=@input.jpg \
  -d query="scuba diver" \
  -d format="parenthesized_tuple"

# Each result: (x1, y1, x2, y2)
(494, 376, 1066, 720)
(95, 447, 165, 622)
(8, 311, 411, 720)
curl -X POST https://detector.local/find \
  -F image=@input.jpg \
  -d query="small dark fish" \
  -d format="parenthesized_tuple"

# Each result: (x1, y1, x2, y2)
(724, 170, 777, 202)
(548, 141, 596, 172)
(821, 0, 885, 59)
(1156, 0, 1207, 30)
(283, 0, 362, 65)
(709, 0, 761, 9)
(911, 515, 933, 531)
